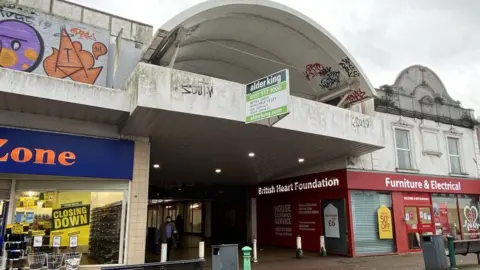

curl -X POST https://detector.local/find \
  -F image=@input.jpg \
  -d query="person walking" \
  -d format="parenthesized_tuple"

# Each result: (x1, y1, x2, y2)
(157, 216, 178, 261)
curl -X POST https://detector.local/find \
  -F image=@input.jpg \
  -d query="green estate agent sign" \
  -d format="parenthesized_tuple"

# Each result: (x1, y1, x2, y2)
(245, 69, 290, 124)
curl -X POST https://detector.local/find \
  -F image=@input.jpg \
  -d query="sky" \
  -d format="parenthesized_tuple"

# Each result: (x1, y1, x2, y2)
(70, 0, 480, 113)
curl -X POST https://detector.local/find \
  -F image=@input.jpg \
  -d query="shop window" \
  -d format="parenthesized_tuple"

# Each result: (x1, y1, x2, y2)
(446, 136, 463, 174)
(432, 194, 461, 239)
(186, 203, 202, 233)
(11, 190, 125, 265)
(457, 195, 480, 240)
(394, 128, 414, 170)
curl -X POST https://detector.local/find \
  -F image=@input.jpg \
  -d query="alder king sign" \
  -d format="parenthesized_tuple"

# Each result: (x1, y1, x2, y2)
(245, 69, 290, 124)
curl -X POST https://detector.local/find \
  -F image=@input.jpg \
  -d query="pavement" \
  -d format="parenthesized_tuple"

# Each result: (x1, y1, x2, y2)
(247, 251, 480, 270)
(148, 246, 480, 269)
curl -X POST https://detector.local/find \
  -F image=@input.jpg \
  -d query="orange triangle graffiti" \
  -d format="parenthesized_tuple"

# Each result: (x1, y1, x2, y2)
(56, 28, 83, 72)
(43, 27, 103, 84)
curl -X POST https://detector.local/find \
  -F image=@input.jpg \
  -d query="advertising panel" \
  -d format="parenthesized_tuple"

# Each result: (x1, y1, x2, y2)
(377, 205, 393, 239)
(50, 192, 91, 247)
(245, 69, 290, 124)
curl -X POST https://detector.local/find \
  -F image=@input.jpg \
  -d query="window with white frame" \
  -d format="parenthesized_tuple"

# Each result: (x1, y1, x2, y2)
(447, 136, 462, 174)
(395, 128, 413, 170)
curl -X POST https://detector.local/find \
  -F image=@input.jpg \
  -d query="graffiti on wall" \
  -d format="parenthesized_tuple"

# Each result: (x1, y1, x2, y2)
(338, 57, 360, 78)
(339, 57, 367, 104)
(0, 6, 109, 86)
(303, 57, 369, 105)
(303, 63, 340, 90)
(172, 70, 215, 99)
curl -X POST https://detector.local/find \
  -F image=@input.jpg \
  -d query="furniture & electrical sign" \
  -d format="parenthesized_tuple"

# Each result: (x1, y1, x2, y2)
(347, 171, 480, 194)
(384, 177, 462, 191)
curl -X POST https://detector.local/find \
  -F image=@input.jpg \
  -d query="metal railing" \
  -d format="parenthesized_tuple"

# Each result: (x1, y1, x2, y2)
(102, 259, 205, 270)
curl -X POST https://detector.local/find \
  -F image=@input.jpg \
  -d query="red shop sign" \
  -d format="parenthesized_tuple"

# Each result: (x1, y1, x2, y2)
(347, 171, 480, 194)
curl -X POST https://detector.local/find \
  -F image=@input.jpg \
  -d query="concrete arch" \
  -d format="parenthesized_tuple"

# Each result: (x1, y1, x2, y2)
(144, 0, 377, 104)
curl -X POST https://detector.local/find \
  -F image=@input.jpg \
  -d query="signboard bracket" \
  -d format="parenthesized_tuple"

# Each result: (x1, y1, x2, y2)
(268, 113, 290, 127)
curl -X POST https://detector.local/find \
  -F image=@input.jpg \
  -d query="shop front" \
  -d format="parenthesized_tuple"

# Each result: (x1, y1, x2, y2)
(348, 170, 480, 256)
(0, 126, 134, 266)
(255, 170, 351, 256)
(254, 169, 480, 257)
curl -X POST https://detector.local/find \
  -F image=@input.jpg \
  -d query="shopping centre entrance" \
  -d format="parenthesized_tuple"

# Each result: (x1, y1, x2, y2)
(145, 184, 249, 262)
(121, 0, 385, 263)
(137, 104, 383, 262)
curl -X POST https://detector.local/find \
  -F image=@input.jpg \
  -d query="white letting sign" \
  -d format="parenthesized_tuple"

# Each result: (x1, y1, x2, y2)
(245, 69, 290, 124)
(324, 203, 340, 238)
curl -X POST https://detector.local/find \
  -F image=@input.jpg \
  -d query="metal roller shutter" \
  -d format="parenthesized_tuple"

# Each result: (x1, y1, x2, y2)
(351, 190, 395, 255)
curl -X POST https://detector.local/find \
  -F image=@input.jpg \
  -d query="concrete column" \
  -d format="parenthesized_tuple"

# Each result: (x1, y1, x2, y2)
(126, 137, 150, 264)
(251, 198, 257, 242)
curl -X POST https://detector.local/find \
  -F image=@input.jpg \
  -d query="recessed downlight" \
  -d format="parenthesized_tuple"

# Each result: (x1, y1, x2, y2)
(153, 164, 160, 168)
(298, 158, 305, 163)
(248, 152, 255, 157)
(215, 168, 222, 173)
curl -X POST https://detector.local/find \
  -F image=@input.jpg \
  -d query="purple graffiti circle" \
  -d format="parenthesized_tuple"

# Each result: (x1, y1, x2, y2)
(0, 19, 44, 72)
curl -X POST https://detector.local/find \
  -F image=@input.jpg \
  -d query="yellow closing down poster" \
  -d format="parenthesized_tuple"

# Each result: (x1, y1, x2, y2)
(50, 192, 91, 247)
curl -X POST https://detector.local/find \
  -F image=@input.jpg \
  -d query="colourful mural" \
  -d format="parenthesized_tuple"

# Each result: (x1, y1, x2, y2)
(0, 6, 109, 86)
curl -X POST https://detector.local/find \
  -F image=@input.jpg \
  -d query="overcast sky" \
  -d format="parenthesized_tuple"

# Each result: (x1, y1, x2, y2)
(71, 0, 480, 114)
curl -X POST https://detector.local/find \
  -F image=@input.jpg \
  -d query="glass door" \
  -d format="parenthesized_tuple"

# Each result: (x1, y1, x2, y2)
(405, 206, 421, 250)
(405, 206, 434, 250)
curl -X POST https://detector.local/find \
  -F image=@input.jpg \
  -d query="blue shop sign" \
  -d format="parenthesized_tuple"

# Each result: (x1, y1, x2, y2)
(0, 127, 134, 179)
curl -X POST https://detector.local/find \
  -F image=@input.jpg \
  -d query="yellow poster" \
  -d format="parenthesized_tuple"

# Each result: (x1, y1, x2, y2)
(12, 223, 23, 234)
(50, 192, 91, 247)
(378, 205, 393, 239)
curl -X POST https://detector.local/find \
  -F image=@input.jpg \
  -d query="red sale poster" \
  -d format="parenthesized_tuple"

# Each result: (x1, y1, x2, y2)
(439, 202, 450, 233)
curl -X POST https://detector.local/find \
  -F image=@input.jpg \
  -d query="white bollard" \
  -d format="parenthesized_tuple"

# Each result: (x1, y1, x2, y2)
(199, 241, 205, 259)
(253, 239, 258, 263)
(296, 236, 302, 250)
(320, 235, 327, 256)
(160, 243, 167, 262)
(296, 236, 303, 259)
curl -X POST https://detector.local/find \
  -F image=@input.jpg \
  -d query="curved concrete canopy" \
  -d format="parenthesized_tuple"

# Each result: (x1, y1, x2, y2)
(143, 0, 377, 106)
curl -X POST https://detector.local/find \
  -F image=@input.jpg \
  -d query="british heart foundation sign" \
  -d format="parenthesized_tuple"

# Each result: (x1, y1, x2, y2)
(378, 205, 393, 239)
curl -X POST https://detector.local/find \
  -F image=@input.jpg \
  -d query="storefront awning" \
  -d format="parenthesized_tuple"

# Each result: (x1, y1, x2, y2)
(142, 0, 376, 107)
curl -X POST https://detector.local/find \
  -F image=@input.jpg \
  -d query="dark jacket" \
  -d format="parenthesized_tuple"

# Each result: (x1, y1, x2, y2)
(157, 222, 178, 246)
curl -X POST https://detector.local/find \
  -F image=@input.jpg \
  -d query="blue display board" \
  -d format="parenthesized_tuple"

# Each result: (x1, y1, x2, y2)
(0, 127, 134, 180)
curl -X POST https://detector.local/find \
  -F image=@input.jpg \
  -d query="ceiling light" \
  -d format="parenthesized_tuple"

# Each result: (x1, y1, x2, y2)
(248, 152, 255, 157)
(298, 158, 305, 163)
(215, 169, 222, 173)
(153, 164, 160, 169)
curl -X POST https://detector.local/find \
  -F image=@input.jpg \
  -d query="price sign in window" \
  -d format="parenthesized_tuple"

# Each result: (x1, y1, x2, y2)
(33, 236, 43, 247)
(52, 236, 61, 248)
(69, 235, 78, 248)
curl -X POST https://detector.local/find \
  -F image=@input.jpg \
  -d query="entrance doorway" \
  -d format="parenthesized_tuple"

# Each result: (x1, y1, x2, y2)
(321, 199, 348, 255)
(404, 206, 434, 250)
